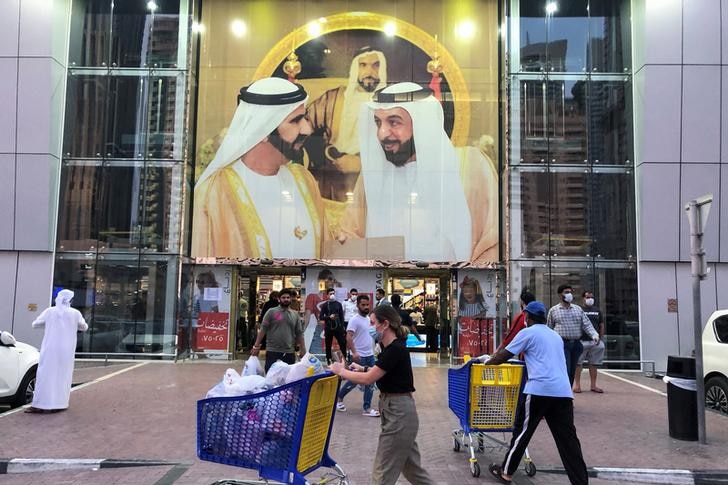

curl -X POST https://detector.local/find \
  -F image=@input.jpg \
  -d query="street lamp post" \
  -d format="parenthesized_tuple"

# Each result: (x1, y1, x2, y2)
(684, 193, 712, 445)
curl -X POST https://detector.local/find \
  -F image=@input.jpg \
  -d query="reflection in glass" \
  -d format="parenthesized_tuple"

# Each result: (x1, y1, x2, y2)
(147, 75, 183, 159)
(63, 75, 108, 158)
(57, 161, 102, 251)
(591, 169, 635, 259)
(111, 1, 180, 68)
(140, 163, 184, 252)
(511, 169, 550, 257)
(516, 77, 588, 164)
(547, 78, 587, 163)
(587, 80, 632, 164)
(549, 169, 590, 257)
(68, 0, 112, 67)
(517, 0, 588, 73)
(106, 75, 149, 158)
(53, 256, 96, 353)
(92, 257, 175, 355)
(511, 260, 639, 366)
(588, 0, 631, 73)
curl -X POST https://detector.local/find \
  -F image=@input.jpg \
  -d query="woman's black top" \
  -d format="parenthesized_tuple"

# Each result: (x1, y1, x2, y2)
(374, 338, 415, 393)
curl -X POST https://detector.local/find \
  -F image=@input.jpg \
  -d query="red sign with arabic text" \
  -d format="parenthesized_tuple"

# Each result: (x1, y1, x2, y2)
(457, 316, 494, 357)
(196, 312, 230, 350)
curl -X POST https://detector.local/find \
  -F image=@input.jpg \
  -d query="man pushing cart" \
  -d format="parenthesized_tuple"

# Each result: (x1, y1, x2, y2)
(483, 301, 590, 485)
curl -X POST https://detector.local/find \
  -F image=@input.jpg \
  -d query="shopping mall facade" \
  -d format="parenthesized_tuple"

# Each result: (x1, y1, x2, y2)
(2, 0, 726, 371)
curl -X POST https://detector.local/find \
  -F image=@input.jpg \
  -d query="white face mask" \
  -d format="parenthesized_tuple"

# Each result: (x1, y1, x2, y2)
(328, 294, 336, 301)
(350, 295, 357, 301)
(585, 298, 595, 306)
(563, 293, 574, 303)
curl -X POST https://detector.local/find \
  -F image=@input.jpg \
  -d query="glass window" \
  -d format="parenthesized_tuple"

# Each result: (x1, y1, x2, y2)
(110, 1, 181, 68)
(106, 74, 149, 158)
(515, 76, 548, 163)
(549, 167, 590, 258)
(588, 0, 631, 73)
(57, 160, 102, 251)
(91, 255, 177, 355)
(591, 168, 636, 260)
(510, 167, 550, 258)
(63, 74, 109, 159)
(68, 0, 112, 68)
(546, 76, 588, 163)
(596, 263, 639, 366)
(147, 74, 185, 159)
(587, 79, 632, 164)
(712, 316, 728, 343)
(53, 255, 96, 355)
(516, 0, 590, 73)
(96, 163, 144, 250)
(140, 162, 184, 252)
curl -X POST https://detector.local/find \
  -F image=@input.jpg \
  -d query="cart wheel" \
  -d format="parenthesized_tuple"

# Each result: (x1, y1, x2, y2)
(452, 437, 461, 452)
(470, 461, 481, 477)
(524, 461, 537, 477)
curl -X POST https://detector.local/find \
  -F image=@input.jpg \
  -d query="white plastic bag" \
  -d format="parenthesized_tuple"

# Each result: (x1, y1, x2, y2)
(301, 352, 325, 375)
(205, 380, 226, 398)
(243, 355, 264, 377)
(239, 374, 267, 394)
(265, 360, 291, 388)
(662, 375, 697, 391)
(285, 361, 311, 384)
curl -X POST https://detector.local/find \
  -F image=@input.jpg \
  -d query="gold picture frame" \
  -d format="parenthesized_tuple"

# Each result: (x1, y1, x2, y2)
(252, 11, 471, 146)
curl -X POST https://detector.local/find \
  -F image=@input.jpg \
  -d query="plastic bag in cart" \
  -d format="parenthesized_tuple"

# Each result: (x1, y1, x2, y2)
(265, 360, 291, 387)
(243, 355, 264, 376)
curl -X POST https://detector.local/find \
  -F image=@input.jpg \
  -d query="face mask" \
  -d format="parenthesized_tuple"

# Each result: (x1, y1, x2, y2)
(351, 295, 357, 301)
(368, 326, 382, 342)
(563, 293, 574, 303)
(585, 298, 594, 306)
(328, 294, 336, 301)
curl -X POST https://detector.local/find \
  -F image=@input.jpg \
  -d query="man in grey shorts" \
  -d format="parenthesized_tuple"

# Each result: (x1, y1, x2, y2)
(573, 290, 606, 393)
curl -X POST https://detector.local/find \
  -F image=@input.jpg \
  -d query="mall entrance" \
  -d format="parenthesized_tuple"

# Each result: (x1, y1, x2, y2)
(386, 270, 452, 353)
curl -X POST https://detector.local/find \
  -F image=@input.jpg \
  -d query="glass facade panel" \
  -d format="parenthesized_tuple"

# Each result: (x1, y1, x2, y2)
(68, 0, 112, 68)
(57, 160, 102, 251)
(508, 0, 637, 364)
(546, 77, 588, 163)
(587, 79, 632, 164)
(517, 0, 588, 73)
(106, 74, 149, 158)
(591, 168, 636, 260)
(549, 168, 590, 257)
(63, 74, 108, 158)
(510, 167, 550, 258)
(111, 1, 181, 68)
(588, 0, 631, 73)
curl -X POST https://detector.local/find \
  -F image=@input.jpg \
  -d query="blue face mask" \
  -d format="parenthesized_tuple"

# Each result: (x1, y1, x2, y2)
(368, 326, 382, 343)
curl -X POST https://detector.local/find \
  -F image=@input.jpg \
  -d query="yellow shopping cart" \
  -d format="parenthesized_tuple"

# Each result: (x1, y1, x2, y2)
(447, 361, 536, 478)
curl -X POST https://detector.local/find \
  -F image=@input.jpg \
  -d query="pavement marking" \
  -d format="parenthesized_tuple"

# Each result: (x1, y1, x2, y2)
(70, 361, 149, 393)
(594, 467, 694, 484)
(6, 458, 102, 474)
(0, 458, 178, 474)
(602, 371, 667, 397)
(0, 361, 149, 418)
(152, 464, 191, 485)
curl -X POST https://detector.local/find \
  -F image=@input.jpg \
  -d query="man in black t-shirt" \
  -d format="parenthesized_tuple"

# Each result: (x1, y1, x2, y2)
(574, 290, 606, 393)
(391, 294, 423, 342)
(320, 288, 347, 364)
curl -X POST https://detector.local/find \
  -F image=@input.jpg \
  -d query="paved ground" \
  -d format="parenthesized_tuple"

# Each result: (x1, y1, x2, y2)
(1, 356, 727, 484)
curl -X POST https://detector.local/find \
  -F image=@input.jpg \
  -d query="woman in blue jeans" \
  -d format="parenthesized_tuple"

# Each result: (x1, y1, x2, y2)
(330, 304, 436, 485)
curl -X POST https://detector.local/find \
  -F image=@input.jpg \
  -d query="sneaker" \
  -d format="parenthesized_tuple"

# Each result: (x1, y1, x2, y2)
(362, 408, 380, 417)
(336, 402, 347, 412)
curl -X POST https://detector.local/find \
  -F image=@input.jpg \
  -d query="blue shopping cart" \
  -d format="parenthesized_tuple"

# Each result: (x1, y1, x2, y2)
(448, 360, 536, 478)
(197, 372, 348, 485)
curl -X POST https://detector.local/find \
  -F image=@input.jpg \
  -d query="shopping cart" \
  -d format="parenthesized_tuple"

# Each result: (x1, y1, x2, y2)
(197, 372, 348, 485)
(447, 361, 536, 478)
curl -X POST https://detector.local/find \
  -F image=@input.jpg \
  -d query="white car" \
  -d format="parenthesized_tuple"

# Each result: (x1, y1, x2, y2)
(0, 331, 39, 409)
(703, 310, 728, 415)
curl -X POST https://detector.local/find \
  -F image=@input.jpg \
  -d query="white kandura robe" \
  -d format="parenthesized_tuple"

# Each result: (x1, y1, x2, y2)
(31, 305, 88, 409)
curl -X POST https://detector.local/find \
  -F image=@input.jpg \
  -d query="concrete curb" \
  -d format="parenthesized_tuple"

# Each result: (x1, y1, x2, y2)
(536, 466, 728, 484)
(0, 458, 176, 474)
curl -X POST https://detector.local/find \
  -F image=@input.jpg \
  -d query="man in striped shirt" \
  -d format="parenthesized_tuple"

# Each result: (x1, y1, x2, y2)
(547, 285, 599, 386)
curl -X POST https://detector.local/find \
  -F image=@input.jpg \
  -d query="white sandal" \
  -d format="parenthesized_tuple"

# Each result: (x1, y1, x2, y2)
(336, 402, 347, 412)
(362, 408, 380, 417)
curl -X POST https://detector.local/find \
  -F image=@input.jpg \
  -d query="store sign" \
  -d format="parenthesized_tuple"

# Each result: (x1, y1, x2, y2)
(190, 6, 499, 264)
(196, 312, 230, 351)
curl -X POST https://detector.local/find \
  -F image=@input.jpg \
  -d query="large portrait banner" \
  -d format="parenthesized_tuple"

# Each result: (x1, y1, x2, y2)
(192, 8, 499, 264)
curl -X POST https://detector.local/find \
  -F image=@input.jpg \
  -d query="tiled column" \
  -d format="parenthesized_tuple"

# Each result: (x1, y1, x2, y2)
(633, 0, 728, 370)
(0, 0, 70, 345)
